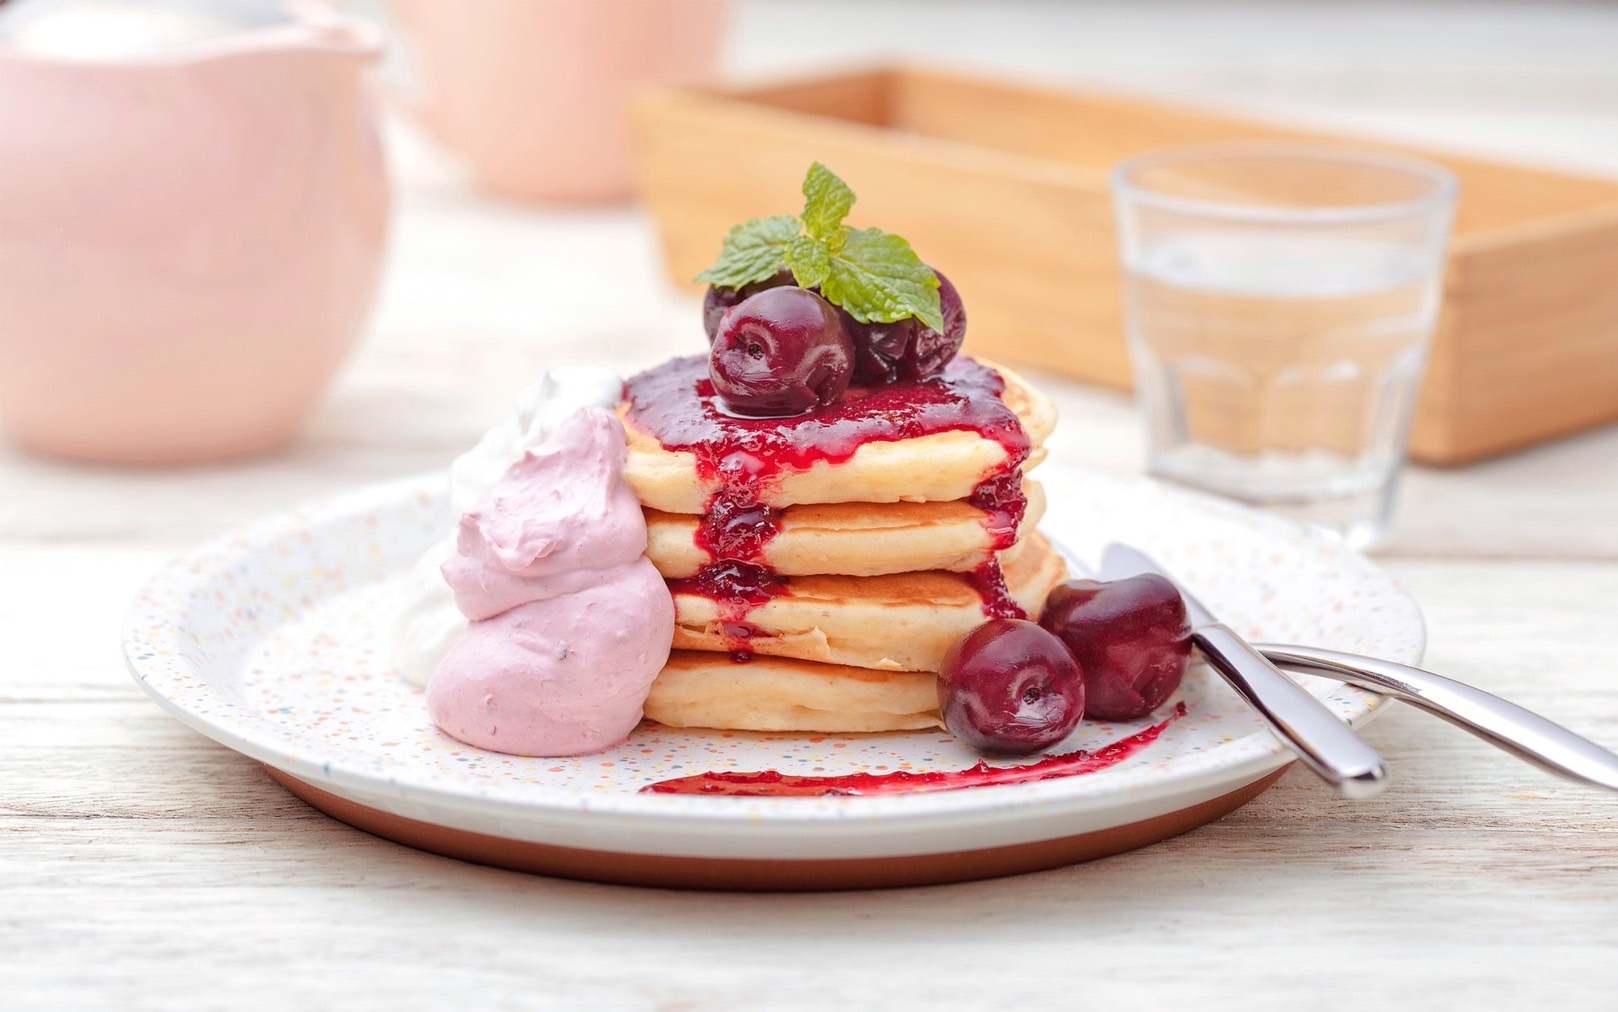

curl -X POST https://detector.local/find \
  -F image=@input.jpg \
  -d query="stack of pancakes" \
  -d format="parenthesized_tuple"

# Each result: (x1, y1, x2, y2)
(620, 359, 1066, 734)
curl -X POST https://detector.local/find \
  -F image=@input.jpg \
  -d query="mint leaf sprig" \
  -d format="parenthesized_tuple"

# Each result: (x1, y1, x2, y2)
(693, 163, 944, 333)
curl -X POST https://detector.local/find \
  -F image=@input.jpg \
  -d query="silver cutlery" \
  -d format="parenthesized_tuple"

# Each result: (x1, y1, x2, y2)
(1254, 644, 1618, 794)
(1080, 540, 1618, 795)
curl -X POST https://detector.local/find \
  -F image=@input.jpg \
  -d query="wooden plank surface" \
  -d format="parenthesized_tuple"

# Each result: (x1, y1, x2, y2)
(5, 2, 1618, 1009)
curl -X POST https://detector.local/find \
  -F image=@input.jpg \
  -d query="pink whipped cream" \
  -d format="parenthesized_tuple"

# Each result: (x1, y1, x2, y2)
(426, 407, 674, 757)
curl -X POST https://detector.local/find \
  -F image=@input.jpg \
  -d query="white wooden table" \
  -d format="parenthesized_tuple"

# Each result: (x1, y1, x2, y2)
(5, 3, 1617, 1009)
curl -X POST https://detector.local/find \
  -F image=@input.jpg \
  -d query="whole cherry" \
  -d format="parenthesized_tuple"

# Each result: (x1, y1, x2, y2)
(709, 286, 854, 417)
(1038, 574, 1192, 721)
(937, 618, 1085, 755)
(845, 269, 967, 385)
(702, 270, 796, 342)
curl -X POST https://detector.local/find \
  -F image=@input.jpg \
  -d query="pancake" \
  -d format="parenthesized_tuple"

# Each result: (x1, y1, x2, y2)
(644, 651, 943, 733)
(645, 479, 1047, 578)
(621, 357, 1057, 514)
(669, 533, 1067, 672)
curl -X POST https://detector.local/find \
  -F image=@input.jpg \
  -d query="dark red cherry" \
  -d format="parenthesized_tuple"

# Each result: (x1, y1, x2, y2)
(709, 287, 854, 417)
(1039, 575, 1192, 721)
(702, 270, 796, 342)
(937, 619, 1085, 755)
(846, 269, 967, 385)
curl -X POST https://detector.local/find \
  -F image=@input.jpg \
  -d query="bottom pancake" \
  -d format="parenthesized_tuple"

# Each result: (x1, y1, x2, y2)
(645, 651, 943, 733)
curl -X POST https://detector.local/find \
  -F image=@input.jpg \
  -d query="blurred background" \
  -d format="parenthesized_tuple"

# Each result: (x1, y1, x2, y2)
(2, 0, 1616, 552)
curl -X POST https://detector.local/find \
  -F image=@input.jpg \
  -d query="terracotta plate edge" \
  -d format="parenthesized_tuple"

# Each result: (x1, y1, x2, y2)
(261, 764, 1291, 891)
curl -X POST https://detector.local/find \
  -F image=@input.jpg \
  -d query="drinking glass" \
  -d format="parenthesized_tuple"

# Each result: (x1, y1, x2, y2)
(1111, 143, 1457, 548)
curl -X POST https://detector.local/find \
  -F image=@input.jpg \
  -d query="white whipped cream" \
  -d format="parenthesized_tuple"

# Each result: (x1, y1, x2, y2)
(427, 408, 672, 756)
(391, 366, 625, 687)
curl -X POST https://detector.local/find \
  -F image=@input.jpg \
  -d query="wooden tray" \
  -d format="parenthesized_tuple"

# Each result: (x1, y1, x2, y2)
(633, 65, 1618, 465)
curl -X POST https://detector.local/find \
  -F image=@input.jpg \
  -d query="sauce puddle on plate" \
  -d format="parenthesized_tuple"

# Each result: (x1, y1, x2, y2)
(641, 703, 1187, 797)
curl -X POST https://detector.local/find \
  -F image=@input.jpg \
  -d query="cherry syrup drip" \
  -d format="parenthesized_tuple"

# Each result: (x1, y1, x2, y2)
(967, 471, 1028, 552)
(664, 561, 784, 662)
(964, 470, 1030, 620)
(683, 484, 786, 657)
(624, 355, 1033, 626)
(965, 557, 1024, 620)
(697, 488, 781, 564)
(641, 703, 1188, 796)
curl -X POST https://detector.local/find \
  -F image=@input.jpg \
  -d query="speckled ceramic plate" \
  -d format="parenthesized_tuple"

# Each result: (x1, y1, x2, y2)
(123, 467, 1423, 890)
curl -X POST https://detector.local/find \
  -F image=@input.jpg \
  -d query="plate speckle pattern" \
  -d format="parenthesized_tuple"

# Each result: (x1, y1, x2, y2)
(124, 468, 1424, 853)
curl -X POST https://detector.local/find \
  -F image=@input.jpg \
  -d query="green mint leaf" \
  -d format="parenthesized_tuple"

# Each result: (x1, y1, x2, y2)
(695, 164, 944, 335)
(786, 235, 831, 289)
(693, 214, 799, 288)
(820, 227, 943, 331)
(800, 162, 855, 243)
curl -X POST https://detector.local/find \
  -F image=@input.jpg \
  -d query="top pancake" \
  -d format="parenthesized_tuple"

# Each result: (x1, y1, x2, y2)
(620, 356, 1057, 514)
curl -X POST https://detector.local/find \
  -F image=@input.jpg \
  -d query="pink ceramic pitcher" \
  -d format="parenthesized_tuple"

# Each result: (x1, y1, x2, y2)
(0, 7, 391, 464)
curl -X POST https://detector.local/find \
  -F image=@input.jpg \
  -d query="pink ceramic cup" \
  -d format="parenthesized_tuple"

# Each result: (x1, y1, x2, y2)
(388, 0, 727, 203)
(0, 16, 391, 465)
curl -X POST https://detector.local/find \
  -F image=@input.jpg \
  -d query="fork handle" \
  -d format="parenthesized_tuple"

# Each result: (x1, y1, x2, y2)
(1257, 643, 1618, 794)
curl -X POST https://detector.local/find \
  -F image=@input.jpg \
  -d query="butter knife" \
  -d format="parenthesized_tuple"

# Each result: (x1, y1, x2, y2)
(1100, 543, 1390, 799)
